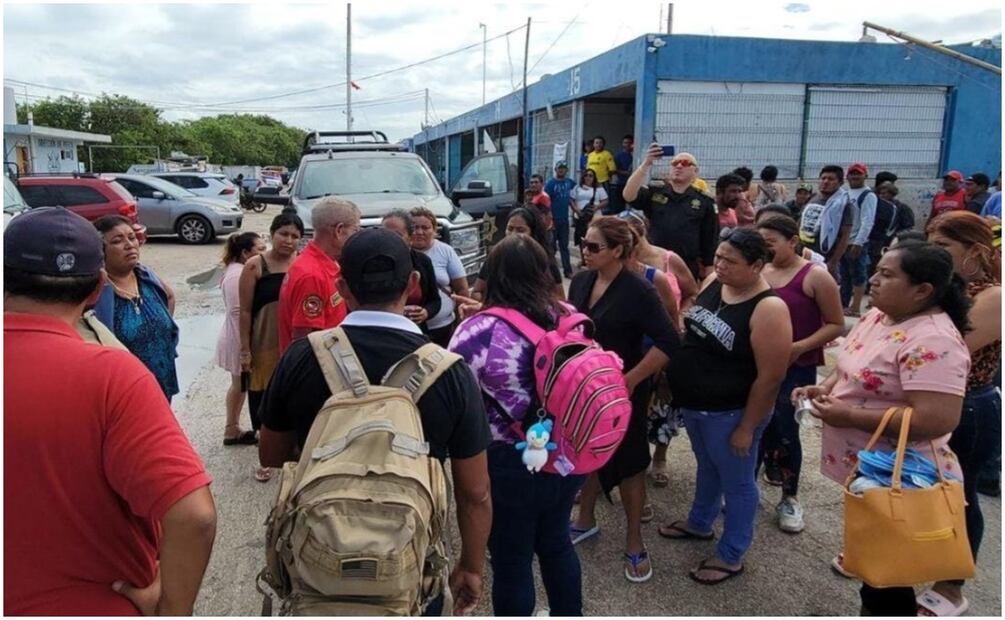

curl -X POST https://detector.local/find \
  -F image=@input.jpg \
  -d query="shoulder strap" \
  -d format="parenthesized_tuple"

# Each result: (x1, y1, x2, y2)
(478, 307, 548, 344)
(308, 327, 370, 398)
(382, 343, 462, 402)
(857, 187, 873, 207)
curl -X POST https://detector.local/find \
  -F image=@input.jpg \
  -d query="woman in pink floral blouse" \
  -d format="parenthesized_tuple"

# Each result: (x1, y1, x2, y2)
(793, 240, 972, 616)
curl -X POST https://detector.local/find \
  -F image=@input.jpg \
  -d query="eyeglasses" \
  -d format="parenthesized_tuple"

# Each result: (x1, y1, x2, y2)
(670, 160, 695, 168)
(581, 241, 608, 254)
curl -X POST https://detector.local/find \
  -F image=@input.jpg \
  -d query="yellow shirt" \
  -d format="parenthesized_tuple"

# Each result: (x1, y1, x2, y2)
(586, 150, 616, 184)
(691, 178, 710, 196)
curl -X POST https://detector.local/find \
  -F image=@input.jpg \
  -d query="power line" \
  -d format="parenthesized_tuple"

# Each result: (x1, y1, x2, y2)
(525, 8, 587, 80)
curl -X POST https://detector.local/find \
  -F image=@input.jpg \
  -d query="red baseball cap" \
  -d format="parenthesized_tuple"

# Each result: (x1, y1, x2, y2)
(943, 170, 963, 181)
(847, 162, 868, 175)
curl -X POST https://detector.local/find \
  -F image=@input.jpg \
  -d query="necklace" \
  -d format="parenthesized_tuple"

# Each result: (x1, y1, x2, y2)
(714, 281, 763, 315)
(110, 274, 143, 315)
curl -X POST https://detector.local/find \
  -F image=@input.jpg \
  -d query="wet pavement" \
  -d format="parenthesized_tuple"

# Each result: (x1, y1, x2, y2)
(175, 314, 225, 398)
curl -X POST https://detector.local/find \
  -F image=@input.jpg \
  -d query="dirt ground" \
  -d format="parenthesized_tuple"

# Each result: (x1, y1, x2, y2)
(141, 215, 1002, 617)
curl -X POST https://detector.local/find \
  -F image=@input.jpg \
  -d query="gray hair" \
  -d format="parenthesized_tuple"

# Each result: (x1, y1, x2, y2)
(311, 197, 360, 231)
(382, 209, 414, 235)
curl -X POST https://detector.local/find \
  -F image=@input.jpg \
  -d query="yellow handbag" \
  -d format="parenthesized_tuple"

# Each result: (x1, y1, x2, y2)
(842, 407, 975, 588)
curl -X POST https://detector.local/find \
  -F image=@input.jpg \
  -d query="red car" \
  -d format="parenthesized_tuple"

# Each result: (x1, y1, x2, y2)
(17, 174, 147, 243)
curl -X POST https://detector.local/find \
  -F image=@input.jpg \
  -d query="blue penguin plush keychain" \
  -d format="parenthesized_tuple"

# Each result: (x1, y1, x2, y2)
(515, 419, 557, 473)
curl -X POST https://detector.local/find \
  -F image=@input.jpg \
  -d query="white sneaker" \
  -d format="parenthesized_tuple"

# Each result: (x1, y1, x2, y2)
(776, 497, 805, 533)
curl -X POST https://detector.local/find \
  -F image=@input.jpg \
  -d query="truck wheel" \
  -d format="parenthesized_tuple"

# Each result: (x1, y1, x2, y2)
(177, 214, 214, 244)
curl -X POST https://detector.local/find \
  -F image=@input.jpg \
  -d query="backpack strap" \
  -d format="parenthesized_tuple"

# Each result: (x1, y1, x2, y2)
(308, 327, 369, 398)
(479, 307, 548, 344)
(382, 343, 462, 402)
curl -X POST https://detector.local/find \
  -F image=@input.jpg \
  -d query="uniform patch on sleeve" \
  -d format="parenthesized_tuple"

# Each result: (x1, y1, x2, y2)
(302, 295, 323, 318)
(330, 292, 343, 307)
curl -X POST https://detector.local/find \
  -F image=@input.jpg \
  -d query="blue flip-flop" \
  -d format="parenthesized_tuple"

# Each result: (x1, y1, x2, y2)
(624, 549, 653, 583)
(569, 524, 600, 545)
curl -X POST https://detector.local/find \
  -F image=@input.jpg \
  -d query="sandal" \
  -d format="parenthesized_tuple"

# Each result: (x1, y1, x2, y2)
(624, 549, 653, 583)
(917, 589, 970, 617)
(569, 524, 600, 545)
(649, 460, 669, 488)
(689, 558, 744, 585)
(830, 553, 855, 579)
(223, 429, 258, 446)
(657, 520, 714, 541)
(641, 503, 655, 524)
(255, 467, 273, 482)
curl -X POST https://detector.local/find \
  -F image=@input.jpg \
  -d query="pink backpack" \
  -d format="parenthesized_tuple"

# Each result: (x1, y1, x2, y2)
(480, 307, 632, 476)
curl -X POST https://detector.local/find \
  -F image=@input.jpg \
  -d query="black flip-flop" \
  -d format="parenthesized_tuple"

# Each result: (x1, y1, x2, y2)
(689, 559, 745, 585)
(223, 430, 258, 446)
(657, 520, 714, 541)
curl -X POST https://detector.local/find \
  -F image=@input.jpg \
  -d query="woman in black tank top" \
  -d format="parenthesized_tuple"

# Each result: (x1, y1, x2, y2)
(661, 229, 792, 585)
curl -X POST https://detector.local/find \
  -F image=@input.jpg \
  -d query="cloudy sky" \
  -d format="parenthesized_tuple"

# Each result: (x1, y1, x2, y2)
(3, 1, 1001, 142)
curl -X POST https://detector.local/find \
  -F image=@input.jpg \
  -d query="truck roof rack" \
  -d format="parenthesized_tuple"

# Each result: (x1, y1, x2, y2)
(302, 130, 406, 154)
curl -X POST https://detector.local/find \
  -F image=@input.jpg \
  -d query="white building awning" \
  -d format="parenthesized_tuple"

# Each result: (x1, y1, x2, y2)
(3, 123, 112, 144)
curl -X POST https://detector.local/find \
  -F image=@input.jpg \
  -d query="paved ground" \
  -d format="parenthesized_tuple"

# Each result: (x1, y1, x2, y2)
(142, 215, 1001, 616)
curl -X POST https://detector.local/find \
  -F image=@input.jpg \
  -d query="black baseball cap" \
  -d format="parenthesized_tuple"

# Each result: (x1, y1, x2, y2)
(4, 207, 104, 276)
(966, 173, 990, 187)
(340, 228, 413, 297)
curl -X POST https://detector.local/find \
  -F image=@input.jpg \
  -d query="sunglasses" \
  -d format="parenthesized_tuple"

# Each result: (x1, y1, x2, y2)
(670, 160, 695, 168)
(582, 241, 608, 254)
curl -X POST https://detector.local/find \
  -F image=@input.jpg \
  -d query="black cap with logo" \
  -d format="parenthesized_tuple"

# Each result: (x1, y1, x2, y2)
(340, 228, 413, 298)
(4, 207, 104, 276)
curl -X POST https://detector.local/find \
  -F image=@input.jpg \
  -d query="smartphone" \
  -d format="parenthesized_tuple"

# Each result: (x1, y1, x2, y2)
(661, 145, 675, 157)
(240, 371, 250, 393)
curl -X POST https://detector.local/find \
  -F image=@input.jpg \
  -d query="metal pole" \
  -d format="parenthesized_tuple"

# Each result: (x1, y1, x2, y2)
(480, 23, 487, 105)
(667, 3, 673, 34)
(863, 21, 1001, 75)
(346, 3, 353, 131)
(88, 145, 92, 173)
(520, 17, 531, 191)
(424, 88, 429, 128)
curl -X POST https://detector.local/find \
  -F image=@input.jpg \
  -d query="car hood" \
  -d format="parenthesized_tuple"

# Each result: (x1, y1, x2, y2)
(183, 196, 241, 210)
(293, 192, 467, 228)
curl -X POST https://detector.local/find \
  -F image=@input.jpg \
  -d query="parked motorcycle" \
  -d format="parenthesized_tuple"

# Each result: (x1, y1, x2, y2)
(239, 186, 267, 213)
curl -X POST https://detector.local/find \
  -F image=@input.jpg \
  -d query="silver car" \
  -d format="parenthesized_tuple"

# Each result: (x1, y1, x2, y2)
(107, 173, 243, 244)
(149, 172, 240, 207)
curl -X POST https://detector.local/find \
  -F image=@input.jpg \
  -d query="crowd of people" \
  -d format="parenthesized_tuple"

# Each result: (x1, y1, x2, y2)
(4, 134, 1001, 616)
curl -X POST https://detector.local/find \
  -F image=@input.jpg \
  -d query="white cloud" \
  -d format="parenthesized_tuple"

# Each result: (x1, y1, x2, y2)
(3, 1, 1001, 143)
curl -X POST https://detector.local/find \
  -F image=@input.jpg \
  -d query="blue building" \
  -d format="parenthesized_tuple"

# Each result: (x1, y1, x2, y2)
(412, 34, 1001, 193)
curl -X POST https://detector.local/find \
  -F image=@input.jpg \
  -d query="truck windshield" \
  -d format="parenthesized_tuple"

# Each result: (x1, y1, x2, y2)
(298, 158, 439, 199)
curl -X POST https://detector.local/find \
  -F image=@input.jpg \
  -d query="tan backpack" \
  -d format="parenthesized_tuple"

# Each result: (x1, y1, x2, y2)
(258, 327, 458, 616)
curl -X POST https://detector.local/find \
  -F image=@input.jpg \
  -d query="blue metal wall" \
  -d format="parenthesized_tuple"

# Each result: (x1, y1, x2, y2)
(414, 34, 1001, 178)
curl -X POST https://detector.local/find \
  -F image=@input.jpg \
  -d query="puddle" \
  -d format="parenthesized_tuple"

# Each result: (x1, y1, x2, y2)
(175, 314, 225, 396)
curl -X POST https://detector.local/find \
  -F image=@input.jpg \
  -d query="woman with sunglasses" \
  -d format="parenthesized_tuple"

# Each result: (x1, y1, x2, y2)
(659, 228, 791, 586)
(917, 212, 1001, 617)
(568, 216, 678, 584)
(571, 169, 608, 250)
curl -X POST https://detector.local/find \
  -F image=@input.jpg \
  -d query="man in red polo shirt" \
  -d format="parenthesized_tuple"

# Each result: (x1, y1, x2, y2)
(4, 207, 217, 616)
(929, 170, 967, 224)
(278, 197, 361, 352)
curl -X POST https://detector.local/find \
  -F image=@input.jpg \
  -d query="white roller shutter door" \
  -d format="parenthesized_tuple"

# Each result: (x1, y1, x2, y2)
(531, 104, 574, 180)
(804, 86, 947, 179)
(655, 80, 805, 179)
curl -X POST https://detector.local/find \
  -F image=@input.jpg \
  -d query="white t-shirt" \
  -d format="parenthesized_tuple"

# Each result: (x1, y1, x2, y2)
(570, 185, 608, 211)
(420, 240, 466, 329)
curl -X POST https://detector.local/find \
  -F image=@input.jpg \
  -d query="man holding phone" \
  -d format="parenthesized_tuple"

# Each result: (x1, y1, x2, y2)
(623, 144, 718, 279)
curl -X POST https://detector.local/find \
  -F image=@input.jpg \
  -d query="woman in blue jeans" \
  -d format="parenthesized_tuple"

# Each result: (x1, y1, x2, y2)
(918, 211, 1001, 616)
(450, 234, 586, 615)
(660, 229, 792, 585)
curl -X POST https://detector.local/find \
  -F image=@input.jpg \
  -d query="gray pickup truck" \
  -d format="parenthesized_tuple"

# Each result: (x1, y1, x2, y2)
(264, 131, 486, 277)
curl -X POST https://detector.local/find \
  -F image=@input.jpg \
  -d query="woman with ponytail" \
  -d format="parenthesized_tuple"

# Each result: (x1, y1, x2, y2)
(793, 240, 972, 615)
(917, 211, 1001, 617)
(216, 232, 265, 445)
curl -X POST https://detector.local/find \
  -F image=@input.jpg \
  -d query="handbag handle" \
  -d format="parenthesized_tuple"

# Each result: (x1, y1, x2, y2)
(843, 406, 951, 491)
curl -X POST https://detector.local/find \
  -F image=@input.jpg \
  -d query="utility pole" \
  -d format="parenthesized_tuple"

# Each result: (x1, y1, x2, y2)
(863, 21, 1001, 75)
(424, 88, 429, 128)
(346, 3, 353, 131)
(666, 3, 673, 34)
(519, 17, 531, 192)
(479, 23, 487, 105)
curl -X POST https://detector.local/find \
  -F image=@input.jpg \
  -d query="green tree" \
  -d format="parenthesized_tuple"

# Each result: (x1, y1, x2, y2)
(16, 96, 89, 132)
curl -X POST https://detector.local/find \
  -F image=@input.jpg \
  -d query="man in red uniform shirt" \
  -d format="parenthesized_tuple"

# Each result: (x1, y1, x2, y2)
(929, 170, 967, 224)
(4, 207, 217, 616)
(278, 197, 361, 352)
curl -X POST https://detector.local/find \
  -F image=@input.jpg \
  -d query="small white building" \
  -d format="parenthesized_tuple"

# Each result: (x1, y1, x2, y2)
(3, 86, 111, 174)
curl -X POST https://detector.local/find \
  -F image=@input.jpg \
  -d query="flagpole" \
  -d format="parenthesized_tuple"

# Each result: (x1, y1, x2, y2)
(346, 3, 353, 132)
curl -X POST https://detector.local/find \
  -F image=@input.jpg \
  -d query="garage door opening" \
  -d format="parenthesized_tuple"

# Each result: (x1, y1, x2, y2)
(581, 83, 637, 180)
